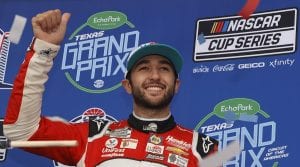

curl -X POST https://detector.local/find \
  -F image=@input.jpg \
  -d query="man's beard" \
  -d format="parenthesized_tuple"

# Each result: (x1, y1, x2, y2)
(131, 82, 175, 110)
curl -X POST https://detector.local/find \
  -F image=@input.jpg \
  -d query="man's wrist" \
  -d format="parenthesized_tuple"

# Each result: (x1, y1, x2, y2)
(32, 38, 61, 59)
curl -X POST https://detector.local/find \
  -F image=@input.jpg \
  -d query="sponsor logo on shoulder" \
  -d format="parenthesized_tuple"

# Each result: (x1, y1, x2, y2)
(202, 136, 214, 153)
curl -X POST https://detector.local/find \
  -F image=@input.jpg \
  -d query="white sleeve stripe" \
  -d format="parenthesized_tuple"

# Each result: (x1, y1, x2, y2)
(4, 39, 60, 141)
(192, 131, 203, 164)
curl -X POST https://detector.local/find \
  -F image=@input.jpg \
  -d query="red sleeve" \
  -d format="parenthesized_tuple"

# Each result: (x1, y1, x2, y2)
(24, 117, 89, 166)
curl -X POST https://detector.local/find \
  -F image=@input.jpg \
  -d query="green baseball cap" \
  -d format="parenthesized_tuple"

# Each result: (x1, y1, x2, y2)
(125, 42, 183, 77)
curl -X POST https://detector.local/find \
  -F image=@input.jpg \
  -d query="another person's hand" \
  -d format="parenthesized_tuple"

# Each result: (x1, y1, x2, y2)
(31, 9, 71, 45)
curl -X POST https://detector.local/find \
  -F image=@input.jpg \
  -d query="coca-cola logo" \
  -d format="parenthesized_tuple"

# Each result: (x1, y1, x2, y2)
(212, 64, 235, 72)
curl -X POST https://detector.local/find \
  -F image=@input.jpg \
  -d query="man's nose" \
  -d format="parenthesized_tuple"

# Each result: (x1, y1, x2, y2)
(149, 69, 160, 79)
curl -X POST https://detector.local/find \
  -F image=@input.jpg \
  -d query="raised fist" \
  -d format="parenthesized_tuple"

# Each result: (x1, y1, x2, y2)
(31, 9, 71, 45)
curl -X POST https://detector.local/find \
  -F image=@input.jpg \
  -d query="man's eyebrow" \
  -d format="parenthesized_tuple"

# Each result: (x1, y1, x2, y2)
(159, 59, 173, 66)
(134, 59, 150, 67)
(134, 59, 172, 67)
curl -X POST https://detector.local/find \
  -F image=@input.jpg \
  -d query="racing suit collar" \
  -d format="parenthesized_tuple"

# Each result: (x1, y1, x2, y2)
(127, 113, 176, 133)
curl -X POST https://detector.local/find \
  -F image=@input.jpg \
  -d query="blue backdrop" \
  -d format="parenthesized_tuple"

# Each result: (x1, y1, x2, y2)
(0, 0, 299, 166)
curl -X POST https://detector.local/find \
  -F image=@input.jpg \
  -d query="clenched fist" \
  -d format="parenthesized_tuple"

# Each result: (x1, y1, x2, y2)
(31, 9, 71, 45)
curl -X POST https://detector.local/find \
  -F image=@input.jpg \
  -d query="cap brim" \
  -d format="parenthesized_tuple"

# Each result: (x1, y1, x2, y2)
(126, 43, 183, 74)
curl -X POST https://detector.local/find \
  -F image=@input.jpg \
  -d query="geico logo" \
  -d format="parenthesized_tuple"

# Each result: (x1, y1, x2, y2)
(238, 62, 265, 69)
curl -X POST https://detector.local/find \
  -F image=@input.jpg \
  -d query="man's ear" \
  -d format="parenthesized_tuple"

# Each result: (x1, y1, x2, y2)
(121, 79, 132, 94)
(175, 79, 180, 93)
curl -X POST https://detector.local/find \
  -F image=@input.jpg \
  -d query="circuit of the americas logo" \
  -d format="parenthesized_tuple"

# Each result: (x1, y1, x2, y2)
(53, 107, 117, 167)
(61, 11, 140, 94)
(194, 8, 297, 61)
(0, 28, 12, 89)
(194, 98, 289, 167)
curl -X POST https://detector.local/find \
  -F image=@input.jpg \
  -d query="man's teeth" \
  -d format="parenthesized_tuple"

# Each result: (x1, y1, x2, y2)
(147, 87, 162, 91)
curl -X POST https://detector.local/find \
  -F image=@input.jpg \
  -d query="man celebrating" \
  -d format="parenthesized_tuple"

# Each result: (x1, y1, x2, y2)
(3, 9, 218, 166)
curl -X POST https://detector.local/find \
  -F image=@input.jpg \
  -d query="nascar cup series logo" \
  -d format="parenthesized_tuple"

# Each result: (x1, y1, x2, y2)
(61, 11, 140, 93)
(194, 8, 297, 61)
(195, 98, 289, 167)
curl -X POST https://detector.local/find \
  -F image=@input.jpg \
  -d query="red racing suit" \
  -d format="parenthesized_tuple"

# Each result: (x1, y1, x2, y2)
(3, 39, 218, 167)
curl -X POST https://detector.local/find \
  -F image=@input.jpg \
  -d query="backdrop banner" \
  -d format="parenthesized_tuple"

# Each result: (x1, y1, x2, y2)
(0, 0, 299, 166)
